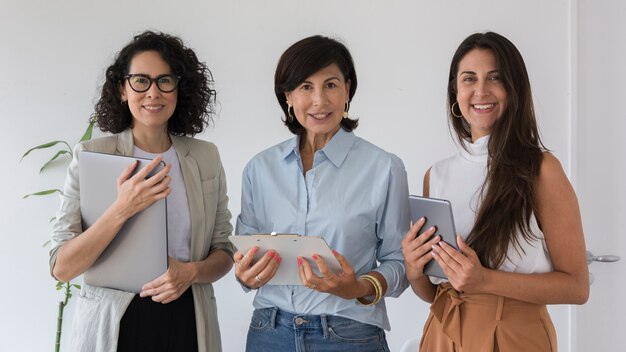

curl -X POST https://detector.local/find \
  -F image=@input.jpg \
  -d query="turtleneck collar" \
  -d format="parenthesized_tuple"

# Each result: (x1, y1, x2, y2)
(460, 135, 489, 163)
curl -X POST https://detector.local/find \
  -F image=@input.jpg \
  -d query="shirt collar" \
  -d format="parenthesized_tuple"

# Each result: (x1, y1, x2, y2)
(281, 128, 357, 168)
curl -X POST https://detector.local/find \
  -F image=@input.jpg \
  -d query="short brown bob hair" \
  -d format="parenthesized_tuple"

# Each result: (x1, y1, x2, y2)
(274, 35, 358, 135)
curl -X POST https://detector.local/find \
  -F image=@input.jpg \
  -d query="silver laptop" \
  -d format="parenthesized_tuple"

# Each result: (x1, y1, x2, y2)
(79, 151, 168, 293)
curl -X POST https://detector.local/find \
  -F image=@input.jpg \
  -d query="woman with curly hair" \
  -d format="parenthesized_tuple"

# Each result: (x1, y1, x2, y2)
(49, 31, 234, 352)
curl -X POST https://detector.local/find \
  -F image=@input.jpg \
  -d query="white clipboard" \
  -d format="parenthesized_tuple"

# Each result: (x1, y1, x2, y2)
(228, 234, 341, 285)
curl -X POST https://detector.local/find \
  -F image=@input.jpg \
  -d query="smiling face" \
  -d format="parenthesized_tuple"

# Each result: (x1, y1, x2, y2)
(455, 48, 508, 141)
(120, 50, 178, 134)
(285, 63, 350, 147)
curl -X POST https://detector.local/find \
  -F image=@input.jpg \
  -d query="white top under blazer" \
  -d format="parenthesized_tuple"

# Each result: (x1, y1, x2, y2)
(429, 135, 552, 283)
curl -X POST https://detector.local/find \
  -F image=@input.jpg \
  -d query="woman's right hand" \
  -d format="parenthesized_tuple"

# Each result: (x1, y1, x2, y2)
(401, 217, 440, 283)
(113, 156, 172, 220)
(234, 247, 281, 289)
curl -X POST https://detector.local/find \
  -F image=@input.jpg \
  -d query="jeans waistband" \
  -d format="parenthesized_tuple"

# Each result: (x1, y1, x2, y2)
(258, 307, 365, 331)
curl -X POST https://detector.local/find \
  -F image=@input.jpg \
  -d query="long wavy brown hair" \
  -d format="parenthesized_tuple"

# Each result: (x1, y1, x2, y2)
(447, 32, 546, 268)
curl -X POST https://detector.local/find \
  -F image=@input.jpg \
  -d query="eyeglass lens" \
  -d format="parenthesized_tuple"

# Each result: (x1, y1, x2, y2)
(127, 74, 178, 93)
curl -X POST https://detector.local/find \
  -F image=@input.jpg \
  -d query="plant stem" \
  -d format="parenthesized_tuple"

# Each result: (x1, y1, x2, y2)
(56, 300, 64, 352)
(55, 282, 71, 352)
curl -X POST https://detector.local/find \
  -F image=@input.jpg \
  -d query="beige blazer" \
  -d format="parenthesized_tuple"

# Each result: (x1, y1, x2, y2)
(50, 128, 234, 352)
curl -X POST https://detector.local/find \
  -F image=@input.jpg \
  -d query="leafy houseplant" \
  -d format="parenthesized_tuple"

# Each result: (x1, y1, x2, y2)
(22, 122, 94, 352)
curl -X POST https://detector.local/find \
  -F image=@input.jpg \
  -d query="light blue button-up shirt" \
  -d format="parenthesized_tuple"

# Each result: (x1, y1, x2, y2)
(236, 129, 410, 330)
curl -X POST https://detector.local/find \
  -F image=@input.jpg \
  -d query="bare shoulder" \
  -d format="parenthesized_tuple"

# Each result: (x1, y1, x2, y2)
(535, 151, 577, 209)
(538, 152, 568, 185)
(423, 167, 432, 197)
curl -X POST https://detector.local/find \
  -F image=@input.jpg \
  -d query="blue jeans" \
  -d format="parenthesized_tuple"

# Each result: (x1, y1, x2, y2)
(245, 307, 390, 352)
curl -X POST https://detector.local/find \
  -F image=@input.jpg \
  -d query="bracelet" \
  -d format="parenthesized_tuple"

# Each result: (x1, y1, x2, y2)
(356, 274, 383, 306)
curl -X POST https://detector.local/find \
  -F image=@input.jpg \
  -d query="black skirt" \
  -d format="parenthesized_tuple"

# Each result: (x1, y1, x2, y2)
(117, 287, 198, 352)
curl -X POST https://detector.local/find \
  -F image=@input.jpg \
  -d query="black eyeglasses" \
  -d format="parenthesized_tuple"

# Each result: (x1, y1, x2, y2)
(124, 74, 181, 93)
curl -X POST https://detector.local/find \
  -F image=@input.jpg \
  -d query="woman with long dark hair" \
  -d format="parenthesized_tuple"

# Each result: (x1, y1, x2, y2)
(402, 32, 589, 351)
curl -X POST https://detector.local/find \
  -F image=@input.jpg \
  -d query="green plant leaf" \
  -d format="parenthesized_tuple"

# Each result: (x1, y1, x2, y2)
(20, 141, 72, 162)
(80, 122, 94, 142)
(23, 189, 61, 199)
(39, 150, 70, 173)
(56, 281, 63, 289)
(72, 284, 81, 290)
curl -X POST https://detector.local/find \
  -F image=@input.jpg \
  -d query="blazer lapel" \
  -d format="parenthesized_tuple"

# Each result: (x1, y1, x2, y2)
(115, 129, 135, 156)
(171, 136, 206, 261)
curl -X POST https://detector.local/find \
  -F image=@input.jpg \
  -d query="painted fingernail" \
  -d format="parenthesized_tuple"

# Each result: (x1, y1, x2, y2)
(332, 249, 339, 256)
(267, 251, 275, 258)
(419, 217, 426, 224)
(312, 254, 320, 260)
(297, 257, 303, 266)
(251, 246, 258, 253)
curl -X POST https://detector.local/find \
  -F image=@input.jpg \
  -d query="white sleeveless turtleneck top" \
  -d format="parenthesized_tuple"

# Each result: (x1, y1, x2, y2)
(429, 135, 552, 280)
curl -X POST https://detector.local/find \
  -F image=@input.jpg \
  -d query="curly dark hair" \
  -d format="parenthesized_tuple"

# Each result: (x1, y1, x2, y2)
(91, 30, 216, 136)
(274, 35, 358, 135)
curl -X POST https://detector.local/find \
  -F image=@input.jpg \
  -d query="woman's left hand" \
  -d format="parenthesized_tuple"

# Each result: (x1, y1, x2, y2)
(431, 236, 487, 293)
(140, 256, 195, 303)
(298, 250, 366, 300)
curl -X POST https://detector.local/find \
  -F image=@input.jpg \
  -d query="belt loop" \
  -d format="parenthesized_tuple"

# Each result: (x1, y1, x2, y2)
(320, 314, 329, 339)
(270, 307, 278, 329)
(496, 296, 504, 321)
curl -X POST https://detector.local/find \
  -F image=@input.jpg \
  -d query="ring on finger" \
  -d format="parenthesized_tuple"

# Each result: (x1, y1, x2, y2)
(238, 262, 244, 268)
(308, 284, 316, 289)
(255, 275, 263, 282)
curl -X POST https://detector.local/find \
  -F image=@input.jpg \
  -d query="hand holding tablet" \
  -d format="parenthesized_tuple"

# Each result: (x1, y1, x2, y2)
(408, 195, 460, 279)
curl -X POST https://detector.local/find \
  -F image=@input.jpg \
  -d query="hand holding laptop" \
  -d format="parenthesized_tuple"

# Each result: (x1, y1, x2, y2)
(80, 151, 172, 293)
(113, 155, 172, 221)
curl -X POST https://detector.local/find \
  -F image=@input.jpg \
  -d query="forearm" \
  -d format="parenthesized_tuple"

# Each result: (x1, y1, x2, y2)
(479, 269, 589, 305)
(188, 250, 233, 285)
(53, 202, 129, 282)
(409, 276, 437, 303)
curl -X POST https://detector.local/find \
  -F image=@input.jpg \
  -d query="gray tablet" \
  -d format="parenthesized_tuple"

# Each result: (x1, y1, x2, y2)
(229, 234, 341, 285)
(408, 195, 458, 279)
(79, 151, 168, 293)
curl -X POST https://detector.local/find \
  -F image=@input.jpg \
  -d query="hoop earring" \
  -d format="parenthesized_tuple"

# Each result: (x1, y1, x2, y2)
(343, 99, 350, 119)
(450, 101, 463, 118)
(286, 101, 294, 122)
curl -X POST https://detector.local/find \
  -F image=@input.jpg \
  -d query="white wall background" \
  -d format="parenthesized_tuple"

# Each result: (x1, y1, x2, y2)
(0, 1, 581, 351)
